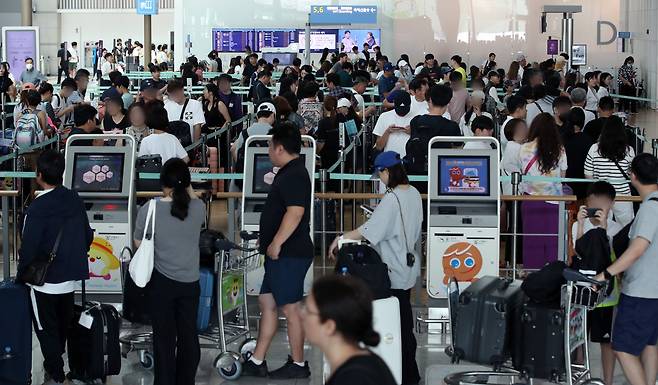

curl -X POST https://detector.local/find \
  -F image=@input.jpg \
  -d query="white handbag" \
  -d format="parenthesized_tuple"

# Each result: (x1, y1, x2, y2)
(129, 199, 156, 288)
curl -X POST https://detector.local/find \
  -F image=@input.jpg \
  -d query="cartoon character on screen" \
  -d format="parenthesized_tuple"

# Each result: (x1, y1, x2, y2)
(442, 242, 483, 284)
(88, 237, 121, 280)
(449, 166, 463, 187)
(462, 168, 480, 188)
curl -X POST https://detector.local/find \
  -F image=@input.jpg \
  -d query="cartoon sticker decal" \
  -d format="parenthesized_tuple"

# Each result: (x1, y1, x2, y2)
(88, 237, 121, 281)
(442, 241, 483, 284)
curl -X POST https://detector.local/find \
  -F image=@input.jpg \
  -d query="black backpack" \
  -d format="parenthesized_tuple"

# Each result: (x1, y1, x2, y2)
(168, 98, 192, 148)
(235, 129, 267, 188)
(199, 229, 225, 268)
(520, 261, 566, 308)
(404, 124, 434, 175)
(135, 154, 162, 192)
(335, 243, 391, 300)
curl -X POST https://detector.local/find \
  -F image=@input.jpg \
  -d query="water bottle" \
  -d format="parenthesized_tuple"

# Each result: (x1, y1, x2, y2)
(340, 266, 349, 276)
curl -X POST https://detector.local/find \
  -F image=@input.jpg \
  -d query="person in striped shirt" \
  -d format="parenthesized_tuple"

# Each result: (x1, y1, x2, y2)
(584, 116, 636, 226)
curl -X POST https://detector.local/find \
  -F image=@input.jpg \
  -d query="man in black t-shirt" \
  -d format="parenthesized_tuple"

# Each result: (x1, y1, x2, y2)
(583, 96, 615, 142)
(419, 53, 440, 82)
(57, 43, 71, 84)
(243, 123, 313, 380)
(69, 105, 103, 147)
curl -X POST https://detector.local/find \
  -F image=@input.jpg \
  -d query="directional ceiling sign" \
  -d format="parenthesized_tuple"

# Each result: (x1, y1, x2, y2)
(309, 5, 377, 25)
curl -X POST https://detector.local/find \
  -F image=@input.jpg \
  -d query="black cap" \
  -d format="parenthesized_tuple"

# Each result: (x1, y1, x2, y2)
(394, 91, 411, 116)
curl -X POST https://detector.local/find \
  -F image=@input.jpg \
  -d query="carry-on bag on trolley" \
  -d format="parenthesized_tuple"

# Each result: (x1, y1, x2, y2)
(67, 281, 121, 383)
(197, 267, 215, 331)
(451, 276, 523, 367)
(334, 241, 391, 300)
(0, 259, 31, 384)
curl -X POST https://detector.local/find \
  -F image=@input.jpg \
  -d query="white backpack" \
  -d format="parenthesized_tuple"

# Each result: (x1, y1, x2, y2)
(13, 109, 42, 150)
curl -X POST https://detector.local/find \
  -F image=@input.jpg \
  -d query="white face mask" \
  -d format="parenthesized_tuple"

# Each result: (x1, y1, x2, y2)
(25, 63, 33, 70)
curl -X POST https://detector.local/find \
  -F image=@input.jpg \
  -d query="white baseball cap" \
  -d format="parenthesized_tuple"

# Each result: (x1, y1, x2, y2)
(337, 98, 352, 109)
(398, 59, 408, 67)
(257, 102, 276, 115)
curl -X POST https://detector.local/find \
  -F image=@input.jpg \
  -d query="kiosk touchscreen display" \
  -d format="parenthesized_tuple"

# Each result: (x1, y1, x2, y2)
(72, 153, 124, 193)
(438, 156, 489, 196)
(253, 154, 275, 194)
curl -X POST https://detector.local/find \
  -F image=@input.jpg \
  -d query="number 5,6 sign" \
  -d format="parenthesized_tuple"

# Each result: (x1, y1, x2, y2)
(309, 5, 377, 24)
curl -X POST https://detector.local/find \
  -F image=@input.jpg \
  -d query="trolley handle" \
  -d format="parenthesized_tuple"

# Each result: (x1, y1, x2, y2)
(215, 239, 257, 253)
(239, 231, 259, 241)
(562, 268, 605, 287)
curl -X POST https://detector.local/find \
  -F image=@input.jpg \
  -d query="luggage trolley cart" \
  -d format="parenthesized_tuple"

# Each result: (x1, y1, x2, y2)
(444, 269, 607, 385)
(119, 233, 262, 380)
(203, 235, 262, 380)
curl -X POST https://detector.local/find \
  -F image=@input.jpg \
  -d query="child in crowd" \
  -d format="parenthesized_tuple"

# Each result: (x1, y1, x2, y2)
(463, 115, 494, 150)
(572, 181, 622, 385)
(501, 118, 528, 194)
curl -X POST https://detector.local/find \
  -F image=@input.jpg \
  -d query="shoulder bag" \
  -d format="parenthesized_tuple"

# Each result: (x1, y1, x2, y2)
(129, 199, 156, 288)
(612, 158, 640, 213)
(391, 190, 415, 267)
(17, 224, 65, 286)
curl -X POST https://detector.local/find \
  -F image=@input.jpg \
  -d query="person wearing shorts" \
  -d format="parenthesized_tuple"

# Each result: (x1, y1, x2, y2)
(242, 122, 313, 380)
(595, 153, 658, 385)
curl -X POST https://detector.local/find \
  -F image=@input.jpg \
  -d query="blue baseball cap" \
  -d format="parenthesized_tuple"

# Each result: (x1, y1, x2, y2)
(373, 151, 403, 176)
(383, 62, 394, 72)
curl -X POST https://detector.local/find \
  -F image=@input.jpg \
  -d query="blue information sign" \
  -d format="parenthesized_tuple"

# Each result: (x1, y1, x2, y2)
(309, 5, 377, 25)
(136, 0, 158, 15)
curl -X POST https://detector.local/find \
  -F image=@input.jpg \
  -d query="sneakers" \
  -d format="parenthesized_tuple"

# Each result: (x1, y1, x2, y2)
(241, 359, 268, 378)
(268, 356, 311, 379)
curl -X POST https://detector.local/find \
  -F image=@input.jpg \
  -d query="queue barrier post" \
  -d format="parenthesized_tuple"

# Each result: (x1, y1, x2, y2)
(319, 169, 328, 271)
(351, 143, 357, 230)
(11, 149, 19, 262)
(2, 193, 12, 279)
(510, 172, 521, 279)
(652, 139, 658, 158)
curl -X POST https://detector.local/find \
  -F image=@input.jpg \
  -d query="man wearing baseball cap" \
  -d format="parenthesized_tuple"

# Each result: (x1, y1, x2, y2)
(230, 101, 276, 162)
(378, 62, 398, 99)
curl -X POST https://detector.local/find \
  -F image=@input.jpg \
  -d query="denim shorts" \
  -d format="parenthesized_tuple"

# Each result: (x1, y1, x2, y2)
(611, 294, 658, 355)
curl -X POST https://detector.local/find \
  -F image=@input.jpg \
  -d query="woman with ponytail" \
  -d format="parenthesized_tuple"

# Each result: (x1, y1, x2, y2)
(302, 275, 397, 385)
(133, 157, 206, 385)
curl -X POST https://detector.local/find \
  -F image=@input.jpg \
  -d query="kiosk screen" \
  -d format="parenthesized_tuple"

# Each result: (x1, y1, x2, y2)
(72, 153, 124, 193)
(438, 156, 489, 196)
(253, 154, 275, 194)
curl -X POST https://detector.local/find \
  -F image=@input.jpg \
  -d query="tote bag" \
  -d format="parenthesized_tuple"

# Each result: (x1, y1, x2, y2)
(129, 199, 156, 288)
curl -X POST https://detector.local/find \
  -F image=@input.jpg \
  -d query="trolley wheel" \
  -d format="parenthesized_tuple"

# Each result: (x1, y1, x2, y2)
(139, 351, 154, 370)
(239, 338, 257, 361)
(214, 352, 243, 380)
(582, 379, 605, 385)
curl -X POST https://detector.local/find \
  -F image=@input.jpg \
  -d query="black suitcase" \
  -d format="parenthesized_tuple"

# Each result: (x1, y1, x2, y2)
(136, 154, 162, 192)
(68, 282, 121, 383)
(0, 280, 31, 384)
(514, 302, 565, 381)
(453, 276, 523, 367)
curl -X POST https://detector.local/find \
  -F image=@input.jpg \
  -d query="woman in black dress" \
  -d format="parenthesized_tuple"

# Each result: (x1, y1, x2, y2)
(101, 96, 130, 134)
(200, 83, 231, 164)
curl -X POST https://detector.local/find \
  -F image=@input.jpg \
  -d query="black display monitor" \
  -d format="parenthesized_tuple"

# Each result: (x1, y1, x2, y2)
(72, 153, 125, 193)
(252, 154, 275, 194)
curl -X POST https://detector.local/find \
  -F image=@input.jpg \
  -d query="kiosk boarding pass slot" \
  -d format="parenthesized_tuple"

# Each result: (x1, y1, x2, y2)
(63, 134, 136, 295)
(240, 135, 317, 296)
(426, 137, 500, 298)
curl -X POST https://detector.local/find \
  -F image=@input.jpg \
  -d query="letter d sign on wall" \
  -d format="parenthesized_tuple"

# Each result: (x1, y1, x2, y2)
(597, 21, 618, 45)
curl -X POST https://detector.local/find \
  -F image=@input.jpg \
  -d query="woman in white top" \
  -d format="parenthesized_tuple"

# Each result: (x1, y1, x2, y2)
(583, 116, 635, 226)
(328, 151, 422, 385)
(585, 72, 599, 112)
(459, 90, 492, 136)
(597, 72, 613, 100)
(126, 102, 153, 151)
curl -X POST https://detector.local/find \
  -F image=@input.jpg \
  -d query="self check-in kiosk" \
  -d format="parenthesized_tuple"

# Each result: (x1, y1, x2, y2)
(427, 137, 500, 298)
(64, 134, 136, 296)
(241, 135, 316, 296)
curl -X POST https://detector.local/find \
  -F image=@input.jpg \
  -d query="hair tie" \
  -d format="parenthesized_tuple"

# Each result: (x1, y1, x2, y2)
(177, 179, 182, 185)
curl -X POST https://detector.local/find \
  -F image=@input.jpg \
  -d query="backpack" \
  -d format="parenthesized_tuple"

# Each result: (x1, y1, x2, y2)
(13, 109, 42, 150)
(404, 124, 434, 175)
(520, 261, 566, 308)
(613, 197, 658, 258)
(235, 129, 268, 188)
(335, 243, 391, 300)
(168, 99, 192, 148)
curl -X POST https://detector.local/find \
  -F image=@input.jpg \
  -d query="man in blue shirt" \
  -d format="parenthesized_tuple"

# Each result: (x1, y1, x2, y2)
(378, 62, 398, 100)
(19, 57, 47, 86)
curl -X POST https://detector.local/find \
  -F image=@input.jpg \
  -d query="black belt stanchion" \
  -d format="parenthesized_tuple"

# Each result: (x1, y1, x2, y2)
(320, 169, 328, 271)
(652, 139, 658, 158)
(510, 171, 521, 279)
(11, 148, 19, 262)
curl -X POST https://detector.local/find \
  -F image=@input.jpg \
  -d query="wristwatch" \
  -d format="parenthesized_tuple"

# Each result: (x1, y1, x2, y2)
(603, 269, 614, 280)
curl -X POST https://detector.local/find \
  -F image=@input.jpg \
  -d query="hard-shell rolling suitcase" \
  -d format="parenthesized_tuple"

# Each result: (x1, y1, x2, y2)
(68, 282, 121, 383)
(197, 268, 214, 331)
(453, 276, 523, 367)
(0, 281, 31, 384)
(371, 296, 402, 385)
(513, 302, 565, 381)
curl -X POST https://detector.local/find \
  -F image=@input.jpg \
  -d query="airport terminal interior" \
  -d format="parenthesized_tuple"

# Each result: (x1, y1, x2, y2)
(4, 1, 658, 385)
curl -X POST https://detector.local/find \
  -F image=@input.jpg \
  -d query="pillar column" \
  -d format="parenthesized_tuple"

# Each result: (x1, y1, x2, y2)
(21, 0, 32, 26)
(144, 15, 152, 66)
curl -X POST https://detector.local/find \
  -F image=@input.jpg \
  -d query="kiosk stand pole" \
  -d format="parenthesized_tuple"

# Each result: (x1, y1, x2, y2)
(12, 150, 19, 262)
(339, 150, 345, 232)
(320, 169, 328, 270)
(652, 139, 658, 157)
(2, 195, 9, 279)
(1, 93, 6, 139)
(511, 172, 521, 279)
(352, 148, 357, 230)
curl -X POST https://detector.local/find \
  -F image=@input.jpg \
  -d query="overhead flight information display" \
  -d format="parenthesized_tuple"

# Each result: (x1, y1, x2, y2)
(212, 29, 255, 52)
(296, 29, 338, 52)
(254, 29, 298, 51)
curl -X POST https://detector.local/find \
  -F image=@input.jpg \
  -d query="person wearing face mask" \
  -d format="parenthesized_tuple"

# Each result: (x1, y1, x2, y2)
(19, 58, 46, 87)
(618, 56, 637, 124)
